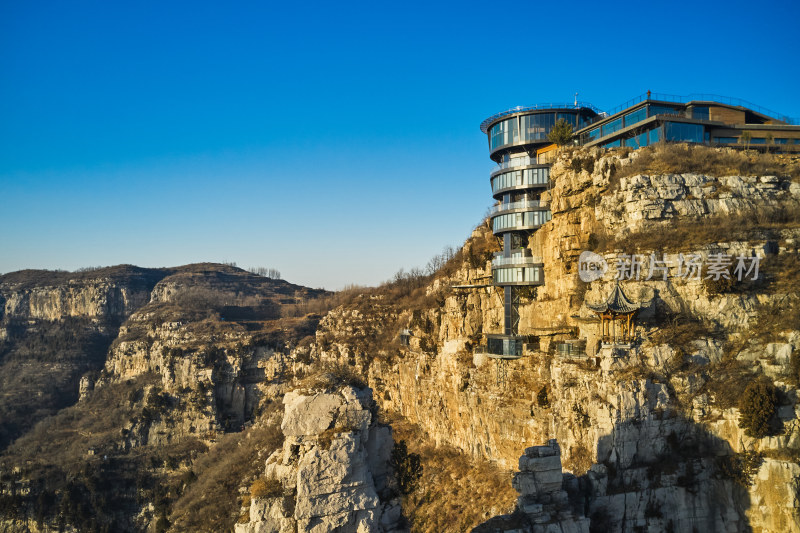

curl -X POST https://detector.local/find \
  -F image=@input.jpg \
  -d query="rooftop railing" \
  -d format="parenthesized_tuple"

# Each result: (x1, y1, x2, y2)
(579, 92, 800, 129)
(480, 102, 603, 133)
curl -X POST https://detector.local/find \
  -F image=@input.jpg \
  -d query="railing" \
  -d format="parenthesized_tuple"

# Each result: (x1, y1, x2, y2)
(495, 155, 533, 171)
(492, 254, 543, 267)
(556, 341, 586, 358)
(480, 101, 603, 133)
(489, 200, 547, 214)
(580, 92, 800, 129)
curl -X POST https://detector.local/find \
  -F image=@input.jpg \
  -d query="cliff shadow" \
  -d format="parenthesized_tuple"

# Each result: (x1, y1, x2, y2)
(574, 413, 755, 533)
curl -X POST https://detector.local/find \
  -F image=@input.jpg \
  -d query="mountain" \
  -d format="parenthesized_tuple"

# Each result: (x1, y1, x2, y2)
(1, 144, 799, 532)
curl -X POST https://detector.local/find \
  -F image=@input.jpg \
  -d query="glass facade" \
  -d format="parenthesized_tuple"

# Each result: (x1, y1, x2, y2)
(665, 122, 704, 143)
(492, 266, 543, 284)
(648, 104, 681, 117)
(557, 112, 577, 128)
(489, 111, 585, 151)
(715, 137, 738, 144)
(490, 118, 520, 151)
(649, 128, 661, 144)
(486, 336, 524, 357)
(491, 167, 549, 193)
(624, 131, 649, 148)
(602, 117, 623, 137)
(692, 106, 709, 120)
(493, 211, 552, 232)
(521, 113, 555, 142)
(624, 107, 647, 127)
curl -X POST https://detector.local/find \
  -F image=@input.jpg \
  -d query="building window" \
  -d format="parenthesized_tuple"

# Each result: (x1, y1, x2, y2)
(714, 137, 738, 144)
(649, 128, 662, 144)
(601, 118, 623, 137)
(603, 139, 621, 148)
(624, 131, 649, 148)
(557, 112, 577, 128)
(648, 104, 681, 117)
(664, 122, 704, 143)
(692, 107, 709, 120)
(623, 107, 647, 128)
(490, 118, 520, 150)
(749, 138, 766, 144)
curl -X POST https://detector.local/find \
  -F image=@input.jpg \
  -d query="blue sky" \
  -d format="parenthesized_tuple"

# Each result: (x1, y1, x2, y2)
(2, 0, 799, 289)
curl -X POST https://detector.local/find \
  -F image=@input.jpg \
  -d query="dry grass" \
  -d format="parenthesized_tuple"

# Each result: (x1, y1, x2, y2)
(168, 420, 284, 532)
(599, 202, 800, 253)
(619, 143, 800, 181)
(391, 418, 517, 533)
(300, 360, 368, 392)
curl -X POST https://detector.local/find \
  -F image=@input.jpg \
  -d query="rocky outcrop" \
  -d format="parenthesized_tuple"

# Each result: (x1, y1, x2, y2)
(236, 386, 404, 533)
(473, 440, 589, 533)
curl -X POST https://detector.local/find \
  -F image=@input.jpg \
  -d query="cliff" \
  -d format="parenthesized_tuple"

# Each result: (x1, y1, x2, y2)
(313, 145, 800, 532)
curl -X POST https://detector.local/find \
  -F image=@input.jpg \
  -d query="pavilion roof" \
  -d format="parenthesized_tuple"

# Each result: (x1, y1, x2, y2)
(586, 282, 648, 314)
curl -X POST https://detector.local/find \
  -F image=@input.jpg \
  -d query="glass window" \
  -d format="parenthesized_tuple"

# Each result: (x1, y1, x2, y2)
(775, 138, 788, 144)
(649, 128, 661, 144)
(664, 122, 704, 143)
(648, 104, 681, 117)
(601, 118, 623, 137)
(587, 127, 601, 142)
(557, 112, 577, 128)
(623, 107, 647, 127)
(624, 131, 649, 148)
(749, 138, 766, 144)
(490, 118, 520, 150)
(603, 139, 621, 148)
(714, 137, 737, 144)
(692, 106, 709, 120)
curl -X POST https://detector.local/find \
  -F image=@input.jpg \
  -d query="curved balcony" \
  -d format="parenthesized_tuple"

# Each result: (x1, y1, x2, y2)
(494, 155, 534, 172)
(480, 103, 603, 134)
(490, 166, 550, 197)
(491, 253, 543, 268)
(491, 161, 550, 179)
(492, 264, 544, 286)
(492, 211, 552, 234)
(490, 199, 548, 216)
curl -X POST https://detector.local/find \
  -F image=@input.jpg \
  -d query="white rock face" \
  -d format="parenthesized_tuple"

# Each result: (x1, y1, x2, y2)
(236, 387, 404, 533)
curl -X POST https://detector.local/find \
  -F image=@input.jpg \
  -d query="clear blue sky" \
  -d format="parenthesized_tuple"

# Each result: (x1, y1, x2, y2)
(2, 0, 799, 289)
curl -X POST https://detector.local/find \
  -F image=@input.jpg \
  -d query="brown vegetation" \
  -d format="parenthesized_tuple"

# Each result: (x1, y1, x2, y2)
(389, 417, 516, 533)
(617, 143, 800, 181)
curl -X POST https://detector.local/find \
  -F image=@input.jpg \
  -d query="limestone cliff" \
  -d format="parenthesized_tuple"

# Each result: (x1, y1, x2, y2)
(236, 386, 403, 533)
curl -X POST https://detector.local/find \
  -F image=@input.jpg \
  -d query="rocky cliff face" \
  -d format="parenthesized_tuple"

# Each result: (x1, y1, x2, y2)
(236, 386, 403, 533)
(315, 146, 800, 532)
(0, 266, 169, 449)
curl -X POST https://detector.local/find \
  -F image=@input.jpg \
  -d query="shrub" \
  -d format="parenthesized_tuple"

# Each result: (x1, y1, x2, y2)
(717, 450, 763, 486)
(391, 440, 423, 495)
(547, 118, 573, 146)
(536, 386, 550, 408)
(738, 377, 779, 438)
(302, 361, 367, 391)
(249, 476, 282, 499)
